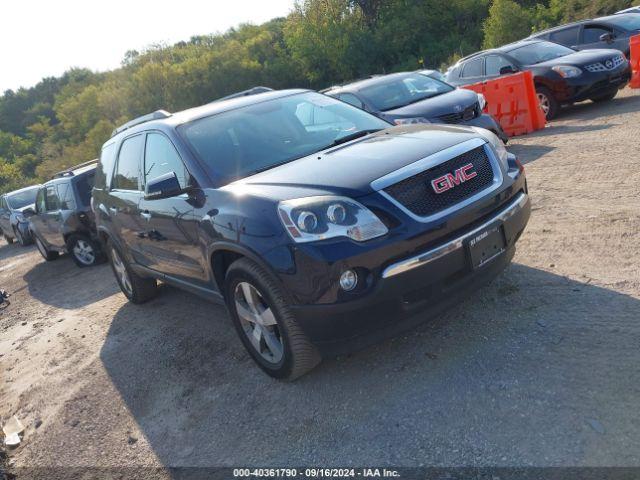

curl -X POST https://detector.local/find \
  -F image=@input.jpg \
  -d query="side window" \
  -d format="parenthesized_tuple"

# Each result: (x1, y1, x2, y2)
(339, 93, 364, 109)
(461, 57, 484, 78)
(56, 182, 76, 211)
(144, 133, 189, 189)
(583, 25, 612, 43)
(35, 188, 46, 213)
(485, 55, 514, 76)
(549, 26, 580, 47)
(112, 135, 144, 191)
(45, 185, 60, 212)
(98, 143, 116, 189)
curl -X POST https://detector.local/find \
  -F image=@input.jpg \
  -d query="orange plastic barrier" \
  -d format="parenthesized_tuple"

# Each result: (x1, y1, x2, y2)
(630, 34, 640, 89)
(462, 71, 546, 137)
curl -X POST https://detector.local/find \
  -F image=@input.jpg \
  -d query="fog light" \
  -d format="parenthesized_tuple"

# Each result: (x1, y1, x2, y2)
(339, 269, 358, 291)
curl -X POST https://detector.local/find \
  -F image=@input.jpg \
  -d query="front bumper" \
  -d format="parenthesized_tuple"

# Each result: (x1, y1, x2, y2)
(462, 113, 509, 143)
(553, 66, 631, 103)
(291, 191, 531, 354)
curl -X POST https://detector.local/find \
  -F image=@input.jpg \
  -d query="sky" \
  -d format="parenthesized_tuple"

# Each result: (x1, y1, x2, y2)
(0, 0, 295, 92)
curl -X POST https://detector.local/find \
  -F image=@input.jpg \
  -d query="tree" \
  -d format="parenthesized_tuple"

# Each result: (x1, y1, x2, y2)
(483, 0, 533, 49)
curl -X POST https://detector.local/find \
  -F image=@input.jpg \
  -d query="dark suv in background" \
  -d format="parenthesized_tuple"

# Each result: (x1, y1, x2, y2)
(94, 89, 530, 380)
(446, 40, 630, 119)
(323, 72, 508, 142)
(30, 161, 105, 267)
(0, 186, 39, 246)
(528, 13, 640, 58)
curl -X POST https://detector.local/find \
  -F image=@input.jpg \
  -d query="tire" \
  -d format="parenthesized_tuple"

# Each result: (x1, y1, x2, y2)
(106, 239, 157, 304)
(67, 234, 106, 267)
(590, 90, 618, 103)
(4, 234, 14, 245)
(34, 235, 59, 261)
(224, 257, 321, 380)
(536, 86, 559, 120)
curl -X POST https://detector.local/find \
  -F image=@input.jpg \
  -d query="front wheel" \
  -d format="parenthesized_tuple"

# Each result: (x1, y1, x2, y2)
(590, 90, 618, 103)
(536, 86, 559, 120)
(107, 239, 157, 303)
(34, 235, 59, 261)
(224, 258, 321, 380)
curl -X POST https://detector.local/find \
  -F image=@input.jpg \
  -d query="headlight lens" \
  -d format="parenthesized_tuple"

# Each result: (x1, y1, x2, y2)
(471, 127, 509, 170)
(552, 65, 582, 78)
(393, 117, 430, 125)
(278, 196, 388, 243)
(477, 93, 487, 111)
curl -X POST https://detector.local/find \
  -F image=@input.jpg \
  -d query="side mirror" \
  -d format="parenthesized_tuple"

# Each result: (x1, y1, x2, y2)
(599, 32, 614, 43)
(22, 207, 36, 217)
(145, 171, 185, 200)
(499, 65, 517, 75)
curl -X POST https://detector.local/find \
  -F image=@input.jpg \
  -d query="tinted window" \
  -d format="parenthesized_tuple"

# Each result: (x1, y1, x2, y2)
(485, 55, 514, 76)
(604, 14, 640, 31)
(45, 185, 59, 212)
(6, 187, 39, 209)
(549, 26, 580, 46)
(35, 188, 46, 213)
(56, 182, 76, 210)
(461, 57, 484, 78)
(97, 143, 116, 189)
(144, 133, 188, 189)
(358, 74, 454, 111)
(113, 135, 144, 190)
(339, 93, 364, 109)
(75, 173, 95, 206)
(506, 41, 575, 65)
(179, 92, 389, 184)
(583, 25, 612, 43)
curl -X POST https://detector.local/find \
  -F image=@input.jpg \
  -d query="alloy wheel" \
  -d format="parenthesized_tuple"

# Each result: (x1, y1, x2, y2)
(234, 281, 284, 364)
(73, 239, 96, 265)
(537, 92, 550, 117)
(111, 247, 133, 295)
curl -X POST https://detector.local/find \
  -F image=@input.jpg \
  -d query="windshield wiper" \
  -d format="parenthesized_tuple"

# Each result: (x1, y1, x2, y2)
(329, 128, 383, 147)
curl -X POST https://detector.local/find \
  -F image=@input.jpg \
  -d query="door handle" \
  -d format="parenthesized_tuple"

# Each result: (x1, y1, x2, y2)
(140, 210, 152, 221)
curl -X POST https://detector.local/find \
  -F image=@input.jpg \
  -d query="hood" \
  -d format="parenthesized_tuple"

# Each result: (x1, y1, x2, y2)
(382, 88, 479, 120)
(535, 48, 624, 68)
(226, 124, 483, 200)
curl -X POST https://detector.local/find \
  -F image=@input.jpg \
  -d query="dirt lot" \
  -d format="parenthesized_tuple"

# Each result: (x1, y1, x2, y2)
(1, 88, 639, 475)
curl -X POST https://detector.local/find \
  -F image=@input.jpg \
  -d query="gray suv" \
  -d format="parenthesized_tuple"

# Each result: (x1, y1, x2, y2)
(0, 186, 39, 246)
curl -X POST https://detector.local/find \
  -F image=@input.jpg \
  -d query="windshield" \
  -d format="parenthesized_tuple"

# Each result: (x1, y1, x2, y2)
(6, 187, 39, 209)
(179, 92, 390, 183)
(359, 73, 454, 111)
(604, 14, 640, 31)
(506, 42, 575, 65)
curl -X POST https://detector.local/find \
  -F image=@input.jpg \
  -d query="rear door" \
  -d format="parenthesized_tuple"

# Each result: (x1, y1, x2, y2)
(137, 132, 206, 285)
(109, 134, 146, 262)
(458, 56, 485, 85)
(50, 180, 77, 248)
(548, 25, 581, 49)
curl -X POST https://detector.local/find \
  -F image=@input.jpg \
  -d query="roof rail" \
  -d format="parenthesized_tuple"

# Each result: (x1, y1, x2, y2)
(111, 110, 172, 137)
(212, 86, 274, 103)
(52, 159, 98, 179)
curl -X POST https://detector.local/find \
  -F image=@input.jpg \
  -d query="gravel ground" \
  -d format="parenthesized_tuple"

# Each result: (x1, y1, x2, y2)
(1, 88, 639, 475)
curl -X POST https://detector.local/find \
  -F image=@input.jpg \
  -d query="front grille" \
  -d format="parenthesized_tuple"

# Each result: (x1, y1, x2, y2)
(436, 103, 479, 124)
(585, 55, 625, 73)
(383, 145, 495, 218)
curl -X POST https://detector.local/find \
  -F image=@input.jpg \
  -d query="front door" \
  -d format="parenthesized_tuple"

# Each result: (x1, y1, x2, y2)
(137, 132, 206, 285)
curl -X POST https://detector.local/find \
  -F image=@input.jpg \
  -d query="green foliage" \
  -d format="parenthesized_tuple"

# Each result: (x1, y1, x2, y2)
(0, 0, 630, 193)
(483, 0, 533, 49)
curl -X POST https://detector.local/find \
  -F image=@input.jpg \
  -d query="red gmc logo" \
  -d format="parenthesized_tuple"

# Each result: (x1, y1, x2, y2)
(431, 163, 477, 194)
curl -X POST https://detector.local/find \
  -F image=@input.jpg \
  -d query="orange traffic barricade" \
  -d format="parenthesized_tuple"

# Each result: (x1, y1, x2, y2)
(462, 71, 546, 137)
(630, 34, 640, 89)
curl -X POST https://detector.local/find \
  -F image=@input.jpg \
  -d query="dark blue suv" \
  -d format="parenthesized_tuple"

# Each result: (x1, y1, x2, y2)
(93, 89, 530, 379)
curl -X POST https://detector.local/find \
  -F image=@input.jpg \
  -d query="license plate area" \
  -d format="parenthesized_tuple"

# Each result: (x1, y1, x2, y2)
(467, 223, 506, 269)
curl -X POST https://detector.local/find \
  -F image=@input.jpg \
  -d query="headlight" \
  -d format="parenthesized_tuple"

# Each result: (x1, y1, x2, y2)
(393, 117, 430, 125)
(552, 65, 582, 78)
(471, 127, 508, 170)
(477, 93, 487, 111)
(278, 196, 388, 243)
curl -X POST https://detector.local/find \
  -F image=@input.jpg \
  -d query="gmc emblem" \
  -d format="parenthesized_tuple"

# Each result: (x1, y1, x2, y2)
(431, 163, 477, 194)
